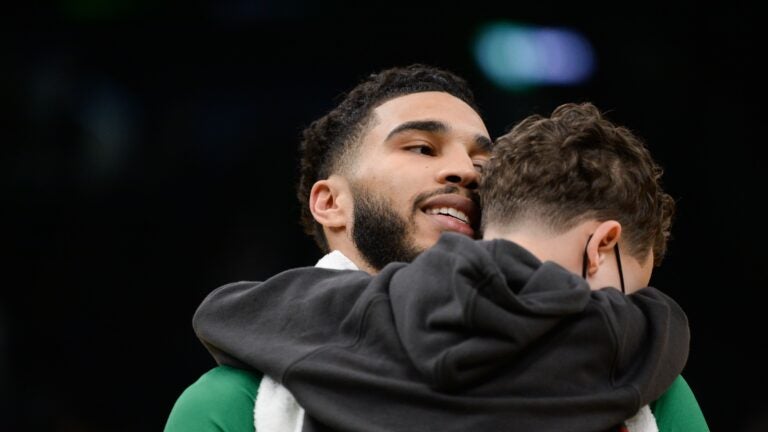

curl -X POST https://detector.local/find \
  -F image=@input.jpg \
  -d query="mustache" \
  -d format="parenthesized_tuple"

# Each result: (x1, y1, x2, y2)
(412, 186, 481, 211)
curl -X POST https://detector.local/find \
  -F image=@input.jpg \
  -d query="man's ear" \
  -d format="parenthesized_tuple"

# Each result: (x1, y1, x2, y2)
(309, 175, 353, 230)
(585, 220, 622, 277)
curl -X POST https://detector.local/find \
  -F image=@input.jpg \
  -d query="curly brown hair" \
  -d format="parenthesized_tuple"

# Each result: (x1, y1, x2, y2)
(297, 64, 480, 252)
(480, 102, 675, 265)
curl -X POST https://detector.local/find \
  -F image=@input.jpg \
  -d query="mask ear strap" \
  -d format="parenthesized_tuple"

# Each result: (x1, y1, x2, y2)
(581, 234, 594, 279)
(614, 243, 626, 294)
(584, 234, 627, 295)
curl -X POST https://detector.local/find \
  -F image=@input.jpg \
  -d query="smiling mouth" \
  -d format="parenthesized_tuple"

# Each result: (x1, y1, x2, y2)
(424, 207, 470, 225)
(414, 188, 480, 237)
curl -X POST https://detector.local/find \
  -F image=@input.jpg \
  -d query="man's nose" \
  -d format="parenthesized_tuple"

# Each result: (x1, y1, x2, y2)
(437, 151, 481, 190)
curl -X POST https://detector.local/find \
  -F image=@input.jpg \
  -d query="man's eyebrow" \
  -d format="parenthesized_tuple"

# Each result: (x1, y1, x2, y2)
(385, 120, 492, 152)
(385, 120, 448, 141)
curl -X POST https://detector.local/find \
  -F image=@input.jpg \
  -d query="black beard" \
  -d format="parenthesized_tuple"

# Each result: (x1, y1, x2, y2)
(351, 184, 422, 272)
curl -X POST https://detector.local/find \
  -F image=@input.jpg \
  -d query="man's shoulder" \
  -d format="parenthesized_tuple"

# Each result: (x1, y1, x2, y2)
(652, 375, 710, 432)
(187, 364, 263, 395)
(164, 365, 263, 432)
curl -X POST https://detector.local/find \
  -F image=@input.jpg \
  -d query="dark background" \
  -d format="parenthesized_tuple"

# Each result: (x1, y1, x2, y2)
(4, 2, 765, 431)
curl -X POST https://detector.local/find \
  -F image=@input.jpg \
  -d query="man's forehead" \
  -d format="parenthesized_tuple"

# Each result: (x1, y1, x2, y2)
(371, 91, 489, 139)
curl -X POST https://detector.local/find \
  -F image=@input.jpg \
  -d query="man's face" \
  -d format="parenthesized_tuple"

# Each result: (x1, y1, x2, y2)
(348, 91, 492, 269)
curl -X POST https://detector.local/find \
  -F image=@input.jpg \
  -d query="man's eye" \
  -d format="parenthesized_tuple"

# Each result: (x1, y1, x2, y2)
(473, 159, 488, 173)
(406, 145, 435, 156)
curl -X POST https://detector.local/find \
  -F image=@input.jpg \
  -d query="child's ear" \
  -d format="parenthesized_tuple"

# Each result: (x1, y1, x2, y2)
(585, 220, 621, 277)
(309, 175, 353, 230)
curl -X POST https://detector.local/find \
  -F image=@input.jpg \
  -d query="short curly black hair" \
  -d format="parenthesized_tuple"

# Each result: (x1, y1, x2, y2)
(297, 64, 480, 252)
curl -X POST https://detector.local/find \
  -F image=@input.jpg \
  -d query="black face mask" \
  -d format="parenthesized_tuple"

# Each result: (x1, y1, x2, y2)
(581, 234, 626, 294)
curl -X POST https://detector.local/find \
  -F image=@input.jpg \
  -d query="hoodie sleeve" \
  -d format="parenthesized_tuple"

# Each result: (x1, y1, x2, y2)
(591, 286, 690, 406)
(193, 267, 379, 382)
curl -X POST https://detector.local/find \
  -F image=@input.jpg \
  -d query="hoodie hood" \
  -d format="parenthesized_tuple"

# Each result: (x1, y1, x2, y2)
(390, 234, 591, 391)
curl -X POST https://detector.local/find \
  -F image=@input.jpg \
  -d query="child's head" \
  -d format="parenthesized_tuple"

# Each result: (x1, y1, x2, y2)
(480, 102, 675, 267)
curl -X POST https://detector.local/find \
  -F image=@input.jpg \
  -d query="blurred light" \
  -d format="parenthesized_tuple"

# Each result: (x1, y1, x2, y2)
(474, 22, 596, 91)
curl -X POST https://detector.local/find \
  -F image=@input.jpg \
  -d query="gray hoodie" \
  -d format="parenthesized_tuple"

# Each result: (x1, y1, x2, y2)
(194, 233, 689, 432)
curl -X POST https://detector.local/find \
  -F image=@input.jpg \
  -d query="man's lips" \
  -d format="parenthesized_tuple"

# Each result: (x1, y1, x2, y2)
(419, 194, 480, 237)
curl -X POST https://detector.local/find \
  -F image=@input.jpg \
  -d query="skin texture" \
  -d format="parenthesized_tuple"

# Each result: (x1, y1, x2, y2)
(309, 91, 492, 274)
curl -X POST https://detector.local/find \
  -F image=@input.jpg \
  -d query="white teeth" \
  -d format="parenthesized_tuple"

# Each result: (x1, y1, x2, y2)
(426, 207, 469, 224)
(447, 208, 463, 221)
